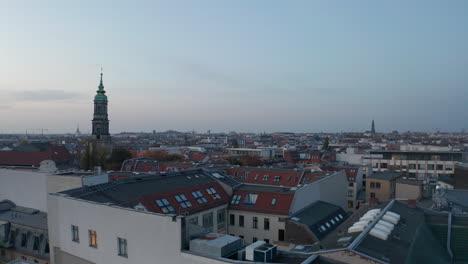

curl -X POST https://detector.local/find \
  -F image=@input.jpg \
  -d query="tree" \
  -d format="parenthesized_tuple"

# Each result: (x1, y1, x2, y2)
(106, 148, 132, 170)
(240, 155, 264, 167)
(322, 136, 330, 151)
(80, 140, 109, 170)
(224, 157, 243, 166)
(231, 139, 239, 148)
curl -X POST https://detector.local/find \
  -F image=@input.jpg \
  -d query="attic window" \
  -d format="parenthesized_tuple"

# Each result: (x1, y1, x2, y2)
(253, 174, 259, 181)
(286, 176, 291, 182)
(243, 193, 258, 205)
(273, 176, 281, 182)
(271, 198, 277, 206)
(335, 216, 340, 222)
(156, 199, 175, 213)
(320, 225, 326, 231)
(231, 195, 242, 205)
(175, 194, 192, 208)
(262, 174, 270, 181)
(338, 214, 343, 219)
(206, 187, 221, 200)
(192, 191, 208, 204)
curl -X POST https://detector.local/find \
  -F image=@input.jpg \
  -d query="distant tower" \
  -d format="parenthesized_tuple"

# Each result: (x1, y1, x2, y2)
(75, 124, 81, 138)
(92, 71, 111, 144)
(371, 119, 376, 134)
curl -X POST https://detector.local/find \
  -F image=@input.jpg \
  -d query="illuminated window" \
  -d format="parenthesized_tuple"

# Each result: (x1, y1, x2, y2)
(89, 230, 98, 248)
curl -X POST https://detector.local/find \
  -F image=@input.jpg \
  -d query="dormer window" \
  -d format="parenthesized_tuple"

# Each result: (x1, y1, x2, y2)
(271, 198, 277, 206)
(231, 195, 242, 205)
(243, 193, 258, 205)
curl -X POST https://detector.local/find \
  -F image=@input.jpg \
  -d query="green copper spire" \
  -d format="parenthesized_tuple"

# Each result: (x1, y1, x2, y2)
(94, 71, 108, 101)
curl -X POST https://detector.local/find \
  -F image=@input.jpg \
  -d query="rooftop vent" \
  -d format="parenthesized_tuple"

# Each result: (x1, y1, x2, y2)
(369, 228, 389, 240)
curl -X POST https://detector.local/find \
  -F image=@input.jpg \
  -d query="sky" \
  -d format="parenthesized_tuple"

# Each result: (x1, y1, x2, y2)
(1, 0, 467, 134)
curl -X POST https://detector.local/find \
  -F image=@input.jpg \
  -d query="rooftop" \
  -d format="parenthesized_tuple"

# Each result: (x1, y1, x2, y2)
(368, 171, 401, 181)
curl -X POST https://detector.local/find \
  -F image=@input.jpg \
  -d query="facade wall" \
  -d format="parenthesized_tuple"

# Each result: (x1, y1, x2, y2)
(0, 169, 49, 211)
(227, 210, 285, 245)
(291, 171, 347, 214)
(47, 195, 230, 264)
(47, 175, 83, 195)
(395, 183, 421, 200)
(366, 179, 394, 202)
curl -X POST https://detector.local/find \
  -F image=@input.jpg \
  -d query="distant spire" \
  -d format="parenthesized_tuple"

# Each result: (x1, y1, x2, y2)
(371, 119, 376, 133)
(76, 124, 80, 133)
(99, 68, 104, 90)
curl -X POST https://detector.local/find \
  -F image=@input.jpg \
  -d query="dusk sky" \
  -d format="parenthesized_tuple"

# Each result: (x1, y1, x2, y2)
(1, 0, 467, 134)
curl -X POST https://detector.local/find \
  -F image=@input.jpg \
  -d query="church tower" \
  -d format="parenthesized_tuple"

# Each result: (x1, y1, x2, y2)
(371, 119, 376, 134)
(92, 72, 111, 144)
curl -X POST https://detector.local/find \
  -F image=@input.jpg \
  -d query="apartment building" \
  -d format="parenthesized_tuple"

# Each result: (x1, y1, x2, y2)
(227, 171, 348, 246)
(363, 150, 465, 181)
(47, 169, 237, 264)
(322, 164, 372, 211)
(366, 171, 401, 203)
(0, 201, 49, 264)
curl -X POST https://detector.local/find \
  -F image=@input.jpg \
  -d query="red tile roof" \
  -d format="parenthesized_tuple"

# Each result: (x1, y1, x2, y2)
(228, 188, 294, 215)
(0, 146, 72, 166)
(137, 182, 229, 215)
(322, 166, 359, 182)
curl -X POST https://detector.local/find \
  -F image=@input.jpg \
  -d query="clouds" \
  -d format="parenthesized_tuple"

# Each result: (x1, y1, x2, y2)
(12, 89, 83, 102)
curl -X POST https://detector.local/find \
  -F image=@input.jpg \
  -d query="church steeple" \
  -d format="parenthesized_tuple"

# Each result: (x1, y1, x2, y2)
(371, 119, 376, 134)
(92, 70, 111, 144)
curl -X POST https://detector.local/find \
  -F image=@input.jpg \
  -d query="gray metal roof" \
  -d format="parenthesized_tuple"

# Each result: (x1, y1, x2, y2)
(60, 168, 226, 205)
(368, 171, 401, 181)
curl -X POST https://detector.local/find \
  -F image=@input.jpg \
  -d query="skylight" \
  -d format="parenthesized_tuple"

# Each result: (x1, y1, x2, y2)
(273, 176, 281, 182)
(271, 198, 277, 206)
(206, 187, 221, 200)
(262, 174, 270, 181)
(192, 191, 208, 204)
(155, 199, 175, 213)
(253, 174, 259, 180)
(175, 194, 192, 208)
(231, 194, 242, 205)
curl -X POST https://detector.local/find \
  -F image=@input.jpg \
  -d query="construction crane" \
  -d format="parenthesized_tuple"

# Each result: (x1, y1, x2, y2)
(26, 128, 49, 136)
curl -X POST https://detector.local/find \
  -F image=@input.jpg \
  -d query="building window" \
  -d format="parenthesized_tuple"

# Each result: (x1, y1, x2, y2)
(409, 164, 416, 170)
(45, 241, 49, 254)
(188, 217, 198, 225)
(370, 182, 375, 188)
(253, 174, 259, 180)
(21, 233, 28, 247)
(370, 193, 376, 198)
(118, 237, 128, 257)
(230, 214, 235, 226)
(278, 229, 285, 241)
(156, 198, 175, 213)
(273, 176, 281, 182)
(348, 201, 354, 208)
(271, 198, 277, 206)
(239, 235, 244, 239)
(33, 236, 40, 251)
(437, 165, 444, 170)
(381, 163, 388, 168)
(206, 187, 221, 200)
(348, 182, 354, 187)
(264, 239, 270, 244)
(203, 212, 213, 228)
(428, 164, 435, 170)
(347, 190, 354, 197)
(89, 230, 98, 248)
(71, 225, 79, 242)
(217, 209, 226, 229)
(262, 174, 270, 181)
(253, 217, 258, 229)
(264, 218, 270, 230)
(286, 176, 291, 182)
(192, 191, 208, 204)
(376, 182, 381, 188)
(175, 194, 192, 208)
(253, 237, 258, 243)
(243, 193, 258, 205)
(239, 215, 244, 227)
(231, 195, 242, 205)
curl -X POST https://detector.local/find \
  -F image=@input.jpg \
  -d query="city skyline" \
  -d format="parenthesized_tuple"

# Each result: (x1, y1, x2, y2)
(1, 0, 468, 133)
